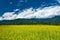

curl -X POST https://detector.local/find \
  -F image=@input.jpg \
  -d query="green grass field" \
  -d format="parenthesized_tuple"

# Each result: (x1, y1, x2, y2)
(0, 25, 60, 40)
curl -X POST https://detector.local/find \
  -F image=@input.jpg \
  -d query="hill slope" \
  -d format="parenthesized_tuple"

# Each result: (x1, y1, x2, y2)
(0, 16, 60, 25)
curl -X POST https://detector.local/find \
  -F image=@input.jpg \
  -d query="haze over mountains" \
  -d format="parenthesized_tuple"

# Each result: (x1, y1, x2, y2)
(0, 16, 60, 25)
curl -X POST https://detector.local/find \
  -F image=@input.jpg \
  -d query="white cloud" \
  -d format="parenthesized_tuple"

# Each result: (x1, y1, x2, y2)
(57, 0, 60, 3)
(0, 6, 60, 20)
(16, 8, 36, 19)
(0, 17, 3, 20)
(14, 9, 19, 12)
(2, 12, 17, 20)
(17, 6, 60, 19)
(34, 6, 60, 18)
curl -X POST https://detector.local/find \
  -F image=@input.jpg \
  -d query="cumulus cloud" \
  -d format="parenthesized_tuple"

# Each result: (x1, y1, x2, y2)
(34, 6, 60, 18)
(2, 12, 17, 20)
(16, 8, 36, 19)
(16, 6, 60, 19)
(0, 17, 3, 20)
(0, 6, 60, 20)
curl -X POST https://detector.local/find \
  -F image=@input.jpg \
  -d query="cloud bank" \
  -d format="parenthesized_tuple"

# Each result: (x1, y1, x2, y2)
(0, 6, 60, 20)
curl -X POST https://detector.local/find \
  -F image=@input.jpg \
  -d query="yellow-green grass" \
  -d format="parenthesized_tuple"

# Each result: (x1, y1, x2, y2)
(0, 25, 60, 40)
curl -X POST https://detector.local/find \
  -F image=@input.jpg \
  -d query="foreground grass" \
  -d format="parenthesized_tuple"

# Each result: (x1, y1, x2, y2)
(0, 25, 60, 40)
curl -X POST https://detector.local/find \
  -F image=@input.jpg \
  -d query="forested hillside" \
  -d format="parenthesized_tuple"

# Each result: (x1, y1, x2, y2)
(0, 16, 60, 25)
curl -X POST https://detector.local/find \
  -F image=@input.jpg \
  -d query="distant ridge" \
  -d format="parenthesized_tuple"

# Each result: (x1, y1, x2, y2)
(0, 16, 60, 25)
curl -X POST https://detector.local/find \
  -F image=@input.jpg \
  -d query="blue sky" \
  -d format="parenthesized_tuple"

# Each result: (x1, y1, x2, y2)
(0, 0, 18, 15)
(0, 0, 60, 20)
(0, 0, 59, 15)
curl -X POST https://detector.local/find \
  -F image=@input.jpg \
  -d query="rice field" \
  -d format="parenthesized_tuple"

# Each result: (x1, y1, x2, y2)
(0, 25, 60, 40)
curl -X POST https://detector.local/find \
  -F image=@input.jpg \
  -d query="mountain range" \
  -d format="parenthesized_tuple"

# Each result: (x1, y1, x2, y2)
(0, 16, 60, 25)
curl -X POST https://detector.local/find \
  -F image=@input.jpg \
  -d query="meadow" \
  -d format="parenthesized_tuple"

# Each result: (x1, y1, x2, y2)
(0, 25, 60, 40)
